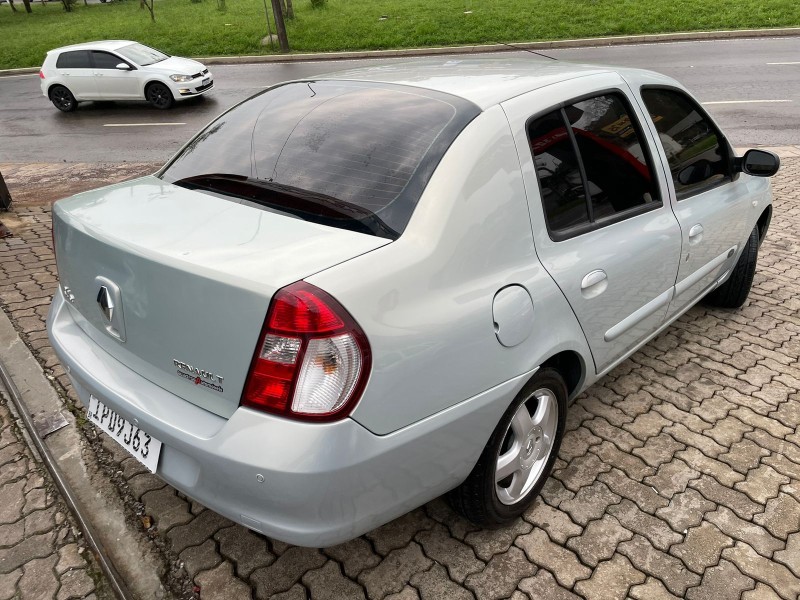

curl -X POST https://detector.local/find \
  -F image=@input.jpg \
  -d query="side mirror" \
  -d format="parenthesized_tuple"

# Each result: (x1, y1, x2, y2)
(738, 149, 780, 177)
(115, 63, 131, 71)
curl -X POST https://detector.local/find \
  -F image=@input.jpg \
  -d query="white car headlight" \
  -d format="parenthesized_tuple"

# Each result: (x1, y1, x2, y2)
(169, 74, 193, 82)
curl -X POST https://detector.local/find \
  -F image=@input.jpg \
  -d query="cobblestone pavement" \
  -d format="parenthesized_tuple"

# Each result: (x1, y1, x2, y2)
(0, 387, 110, 599)
(1, 156, 800, 600)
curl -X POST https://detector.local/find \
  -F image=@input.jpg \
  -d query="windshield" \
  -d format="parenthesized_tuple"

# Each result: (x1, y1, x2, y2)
(117, 43, 169, 66)
(159, 81, 480, 238)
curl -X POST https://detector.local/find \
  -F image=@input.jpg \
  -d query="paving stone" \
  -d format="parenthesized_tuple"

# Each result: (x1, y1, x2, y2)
(644, 459, 700, 498)
(463, 518, 531, 562)
(0, 569, 21, 600)
(55, 544, 85, 575)
(633, 433, 685, 468)
(523, 499, 581, 544)
(582, 398, 633, 427)
(415, 523, 483, 583)
(741, 582, 784, 600)
(607, 500, 681, 551)
(731, 407, 793, 439)
(141, 486, 193, 533)
(670, 522, 733, 574)
(735, 464, 791, 504)
(554, 453, 611, 492)
(17, 555, 58, 600)
(664, 424, 727, 458)
(0, 479, 26, 525)
(722, 542, 800, 600)
(324, 537, 380, 579)
(704, 506, 784, 558)
(559, 481, 620, 526)
(617, 534, 700, 597)
(268, 584, 306, 600)
(125, 472, 165, 501)
(56, 568, 95, 600)
(774, 532, 800, 578)
(412, 563, 472, 600)
(0, 520, 24, 549)
(623, 411, 671, 442)
(689, 475, 762, 520)
(167, 509, 233, 554)
(616, 390, 658, 418)
(517, 569, 580, 600)
(655, 488, 716, 532)
(583, 417, 643, 452)
(753, 493, 800, 539)
(595, 469, 667, 515)
(365, 509, 435, 556)
(675, 447, 746, 487)
(215, 525, 274, 578)
(423, 499, 479, 541)
(23, 506, 56, 537)
(462, 546, 534, 600)
(180, 539, 222, 579)
(574, 554, 645, 600)
(539, 477, 574, 508)
(384, 587, 419, 600)
(720, 439, 771, 474)
(566, 515, 632, 567)
(590, 441, 655, 480)
(195, 561, 252, 600)
(515, 528, 590, 588)
(770, 399, 800, 429)
(685, 559, 754, 600)
(358, 542, 432, 600)
(703, 416, 751, 447)
(252, 547, 327, 599)
(302, 561, 365, 600)
(558, 427, 601, 462)
(0, 530, 55, 574)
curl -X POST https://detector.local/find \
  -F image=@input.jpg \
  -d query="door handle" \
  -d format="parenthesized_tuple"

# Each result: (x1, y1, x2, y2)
(689, 224, 704, 239)
(581, 270, 607, 289)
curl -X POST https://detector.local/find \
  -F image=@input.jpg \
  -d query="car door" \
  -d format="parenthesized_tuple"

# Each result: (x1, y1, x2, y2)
(54, 50, 98, 100)
(503, 75, 682, 374)
(90, 51, 141, 99)
(632, 84, 753, 317)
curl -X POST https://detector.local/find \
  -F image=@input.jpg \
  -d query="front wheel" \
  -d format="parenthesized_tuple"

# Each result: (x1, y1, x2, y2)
(449, 367, 567, 524)
(49, 85, 77, 112)
(146, 82, 174, 110)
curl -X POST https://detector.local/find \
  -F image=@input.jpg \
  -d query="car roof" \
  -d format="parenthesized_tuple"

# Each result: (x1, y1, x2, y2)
(317, 56, 667, 110)
(49, 40, 137, 53)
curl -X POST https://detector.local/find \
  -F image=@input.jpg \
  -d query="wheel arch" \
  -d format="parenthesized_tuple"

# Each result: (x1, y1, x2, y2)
(47, 82, 71, 97)
(757, 205, 772, 246)
(538, 349, 586, 400)
(144, 78, 174, 99)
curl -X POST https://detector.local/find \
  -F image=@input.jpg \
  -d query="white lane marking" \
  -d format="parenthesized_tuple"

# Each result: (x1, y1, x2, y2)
(103, 123, 186, 127)
(767, 61, 800, 65)
(702, 100, 792, 105)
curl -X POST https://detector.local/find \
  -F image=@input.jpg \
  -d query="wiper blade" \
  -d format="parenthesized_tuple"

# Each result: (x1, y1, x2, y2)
(173, 174, 398, 239)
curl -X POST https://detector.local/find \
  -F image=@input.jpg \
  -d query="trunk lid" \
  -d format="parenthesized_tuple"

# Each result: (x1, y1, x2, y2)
(53, 176, 390, 418)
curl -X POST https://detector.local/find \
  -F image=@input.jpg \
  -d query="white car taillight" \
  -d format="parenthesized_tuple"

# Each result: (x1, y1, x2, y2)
(242, 282, 371, 422)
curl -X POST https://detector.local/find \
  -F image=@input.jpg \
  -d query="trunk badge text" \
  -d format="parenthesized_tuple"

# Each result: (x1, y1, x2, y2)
(173, 359, 225, 393)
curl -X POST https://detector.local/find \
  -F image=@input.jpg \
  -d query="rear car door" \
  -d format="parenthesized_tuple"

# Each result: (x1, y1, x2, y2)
(633, 85, 753, 317)
(55, 50, 98, 100)
(90, 51, 141, 99)
(503, 75, 682, 374)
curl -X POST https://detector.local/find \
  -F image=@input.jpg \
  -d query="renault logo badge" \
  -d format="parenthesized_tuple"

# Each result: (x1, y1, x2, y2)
(97, 285, 115, 323)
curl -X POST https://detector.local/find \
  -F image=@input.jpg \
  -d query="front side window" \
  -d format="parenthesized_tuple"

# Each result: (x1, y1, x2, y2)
(640, 88, 729, 200)
(529, 92, 660, 239)
(55, 51, 91, 69)
(91, 51, 125, 70)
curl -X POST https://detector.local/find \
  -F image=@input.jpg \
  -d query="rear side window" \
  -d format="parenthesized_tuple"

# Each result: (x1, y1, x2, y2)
(91, 51, 125, 70)
(529, 92, 661, 239)
(55, 51, 91, 69)
(160, 81, 480, 238)
(640, 88, 729, 200)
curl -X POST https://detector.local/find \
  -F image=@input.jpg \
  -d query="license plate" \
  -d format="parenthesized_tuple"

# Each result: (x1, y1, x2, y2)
(202, 77, 210, 86)
(87, 395, 162, 473)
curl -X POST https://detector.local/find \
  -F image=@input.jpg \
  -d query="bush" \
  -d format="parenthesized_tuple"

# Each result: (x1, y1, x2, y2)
(310, 0, 324, 7)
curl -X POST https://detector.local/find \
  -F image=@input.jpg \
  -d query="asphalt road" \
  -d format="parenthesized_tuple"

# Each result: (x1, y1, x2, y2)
(0, 36, 798, 164)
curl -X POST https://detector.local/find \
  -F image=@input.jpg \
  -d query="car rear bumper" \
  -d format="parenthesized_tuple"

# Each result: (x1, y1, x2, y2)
(47, 289, 529, 546)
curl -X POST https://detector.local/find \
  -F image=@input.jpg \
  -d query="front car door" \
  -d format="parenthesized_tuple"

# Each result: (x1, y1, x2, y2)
(628, 77, 755, 318)
(503, 74, 682, 374)
(55, 50, 98, 100)
(90, 51, 141, 99)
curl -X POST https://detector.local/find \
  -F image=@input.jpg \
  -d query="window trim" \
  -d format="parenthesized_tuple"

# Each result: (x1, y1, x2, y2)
(639, 84, 735, 202)
(525, 88, 665, 243)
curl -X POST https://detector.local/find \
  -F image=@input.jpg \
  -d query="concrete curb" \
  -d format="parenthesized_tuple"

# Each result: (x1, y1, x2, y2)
(2, 26, 799, 76)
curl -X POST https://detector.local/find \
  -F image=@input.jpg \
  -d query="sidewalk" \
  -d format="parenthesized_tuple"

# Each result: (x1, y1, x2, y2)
(1, 155, 800, 600)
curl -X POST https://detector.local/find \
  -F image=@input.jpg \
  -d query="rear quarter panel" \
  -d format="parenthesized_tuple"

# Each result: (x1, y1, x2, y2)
(307, 106, 592, 435)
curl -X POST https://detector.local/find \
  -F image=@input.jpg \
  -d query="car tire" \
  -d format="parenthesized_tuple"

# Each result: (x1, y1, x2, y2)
(49, 85, 77, 112)
(146, 82, 174, 110)
(448, 367, 567, 525)
(704, 225, 759, 309)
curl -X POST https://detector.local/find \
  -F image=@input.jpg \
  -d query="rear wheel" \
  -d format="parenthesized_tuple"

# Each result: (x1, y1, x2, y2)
(704, 225, 759, 309)
(146, 82, 174, 110)
(449, 368, 567, 524)
(49, 85, 76, 112)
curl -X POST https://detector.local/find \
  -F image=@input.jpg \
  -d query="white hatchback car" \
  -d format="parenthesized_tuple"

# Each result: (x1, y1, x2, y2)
(39, 40, 213, 112)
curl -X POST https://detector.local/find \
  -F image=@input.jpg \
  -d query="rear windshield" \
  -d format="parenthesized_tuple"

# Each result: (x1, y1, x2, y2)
(159, 80, 480, 238)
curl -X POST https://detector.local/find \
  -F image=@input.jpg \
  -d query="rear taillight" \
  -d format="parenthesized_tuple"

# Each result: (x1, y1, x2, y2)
(242, 282, 371, 422)
(39, 70, 45, 79)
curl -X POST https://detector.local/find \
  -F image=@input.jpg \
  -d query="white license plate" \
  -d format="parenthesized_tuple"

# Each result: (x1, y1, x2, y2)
(202, 77, 210, 86)
(87, 395, 162, 473)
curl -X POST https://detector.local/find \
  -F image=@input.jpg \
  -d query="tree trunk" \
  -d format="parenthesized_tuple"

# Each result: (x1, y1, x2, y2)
(270, 0, 289, 51)
(20, 0, 32, 13)
(285, 0, 293, 19)
(8, 0, 18, 12)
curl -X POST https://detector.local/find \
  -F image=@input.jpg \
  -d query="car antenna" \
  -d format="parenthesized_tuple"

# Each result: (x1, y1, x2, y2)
(494, 41, 558, 61)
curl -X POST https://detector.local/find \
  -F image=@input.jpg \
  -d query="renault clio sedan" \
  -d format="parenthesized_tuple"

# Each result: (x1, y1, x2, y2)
(47, 58, 778, 546)
(40, 41, 213, 112)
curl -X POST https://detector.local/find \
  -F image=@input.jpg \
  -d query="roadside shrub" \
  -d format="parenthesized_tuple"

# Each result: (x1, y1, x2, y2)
(310, 0, 325, 7)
